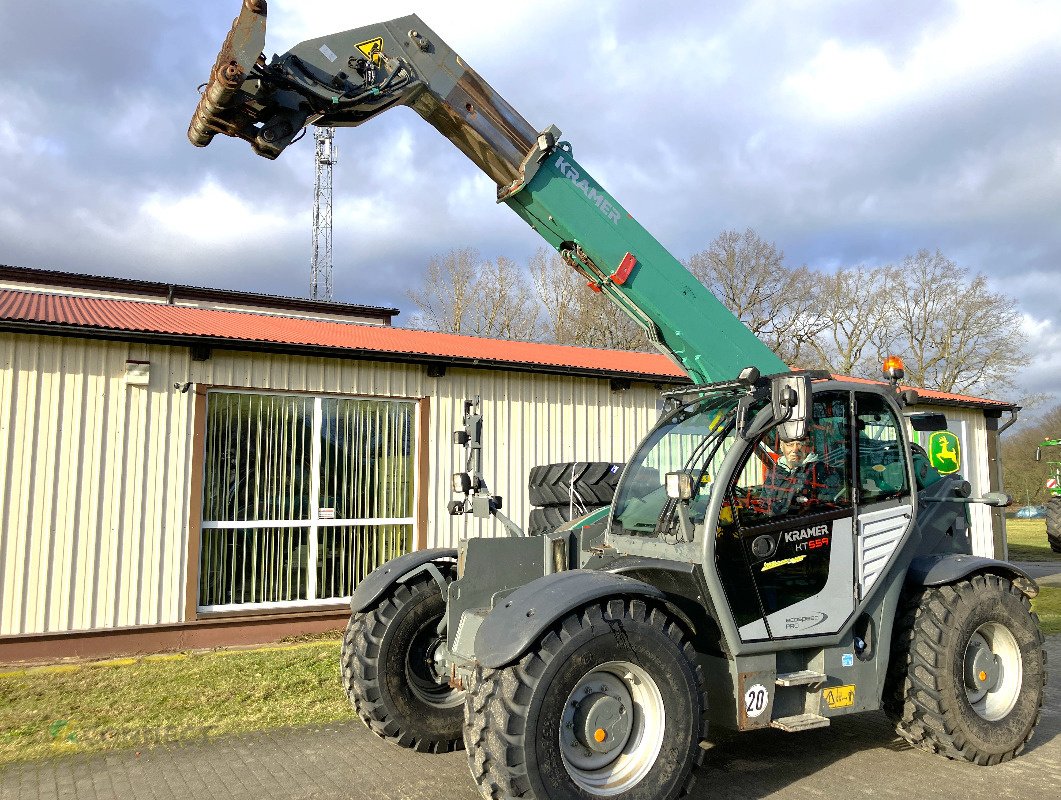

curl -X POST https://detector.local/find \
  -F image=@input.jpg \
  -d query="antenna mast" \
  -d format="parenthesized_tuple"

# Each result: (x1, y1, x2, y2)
(311, 127, 337, 300)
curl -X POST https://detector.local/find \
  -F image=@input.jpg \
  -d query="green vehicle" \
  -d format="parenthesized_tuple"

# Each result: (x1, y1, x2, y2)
(191, 6, 1046, 799)
(1035, 438, 1061, 552)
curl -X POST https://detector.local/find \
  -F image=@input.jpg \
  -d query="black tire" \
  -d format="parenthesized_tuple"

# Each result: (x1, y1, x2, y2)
(884, 573, 1046, 765)
(528, 504, 607, 537)
(528, 462, 623, 507)
(1046, 498, 1061, 553)
(463, 599, 707, 799)
(340, 575, 465, 753)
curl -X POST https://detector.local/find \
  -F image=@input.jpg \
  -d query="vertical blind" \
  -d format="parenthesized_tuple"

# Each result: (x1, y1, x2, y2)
(200, 392, 415, 609)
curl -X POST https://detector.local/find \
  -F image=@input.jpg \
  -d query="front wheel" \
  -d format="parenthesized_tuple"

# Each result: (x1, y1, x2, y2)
(885, 573, 1046, 765)
(341, 575, 464, 753)
(464, 599, 706, 799)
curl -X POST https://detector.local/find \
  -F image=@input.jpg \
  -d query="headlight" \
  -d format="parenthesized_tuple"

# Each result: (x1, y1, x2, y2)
(452, 472, 471, 494)
(666, 471, 694, 501)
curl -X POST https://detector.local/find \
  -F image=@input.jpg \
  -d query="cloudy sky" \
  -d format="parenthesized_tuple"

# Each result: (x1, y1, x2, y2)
(1, 1, 1059, 407)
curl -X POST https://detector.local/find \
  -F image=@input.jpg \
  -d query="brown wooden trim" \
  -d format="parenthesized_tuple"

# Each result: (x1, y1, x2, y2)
(185, 385, 208, 622)
(0, 611, 350, 666)
(985, 418, 1007, 560)
(416, 396, 431, 551)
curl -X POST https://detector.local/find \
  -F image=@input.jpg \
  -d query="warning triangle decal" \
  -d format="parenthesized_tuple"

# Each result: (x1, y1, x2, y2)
(355, 37, 384, 62)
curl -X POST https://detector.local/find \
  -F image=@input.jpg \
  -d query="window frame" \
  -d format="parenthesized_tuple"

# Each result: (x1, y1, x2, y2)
(193, 387, 422, 615)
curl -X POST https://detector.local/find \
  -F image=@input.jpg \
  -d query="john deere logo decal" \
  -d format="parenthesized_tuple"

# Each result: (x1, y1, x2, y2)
(928, 430, 960, 474)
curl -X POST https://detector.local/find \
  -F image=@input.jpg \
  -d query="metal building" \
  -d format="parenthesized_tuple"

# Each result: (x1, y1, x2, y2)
(0, 266, 1017, 662)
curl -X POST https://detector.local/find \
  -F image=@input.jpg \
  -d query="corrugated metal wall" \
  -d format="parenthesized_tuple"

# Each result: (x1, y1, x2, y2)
(0, 333, 661, 636)
(0, 331, 1001, 638)
(0, 335, 194, 637)
(909, 406, 994, 557)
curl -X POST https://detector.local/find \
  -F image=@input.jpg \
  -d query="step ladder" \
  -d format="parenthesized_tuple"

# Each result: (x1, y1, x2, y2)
(775, 669, 826, 687)
(770, 670, 830, 732)
(771, 713, 831, 732)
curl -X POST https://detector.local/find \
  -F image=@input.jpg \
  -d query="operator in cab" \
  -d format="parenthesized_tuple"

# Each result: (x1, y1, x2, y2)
(757, 434, 842, 514)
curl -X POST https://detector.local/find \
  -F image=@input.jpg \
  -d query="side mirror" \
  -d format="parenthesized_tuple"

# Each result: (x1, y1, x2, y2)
(980, 491, 1012, 508)
(909, 412, 948, 432)
(772, 374, 812, 442)
(900, 389, 920, 407)
(1036, 447, 1042, 462)
(666, 471, 694, 501)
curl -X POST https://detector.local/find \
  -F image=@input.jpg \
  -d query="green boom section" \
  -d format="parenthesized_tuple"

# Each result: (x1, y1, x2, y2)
(503, 147, 788, 385)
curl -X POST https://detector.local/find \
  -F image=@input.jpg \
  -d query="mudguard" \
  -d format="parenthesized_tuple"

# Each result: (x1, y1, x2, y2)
(907, 554, 1039, 597)
(349, 548, 458, 614)
(473, 569, 665, 669)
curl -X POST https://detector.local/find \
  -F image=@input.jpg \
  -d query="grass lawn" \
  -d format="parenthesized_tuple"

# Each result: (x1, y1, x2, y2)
(1033, 585, 1061, 636)
(1005, 519, 1060, 562)
(0, 542, 1056, 769)
(0, 638, 353, 767)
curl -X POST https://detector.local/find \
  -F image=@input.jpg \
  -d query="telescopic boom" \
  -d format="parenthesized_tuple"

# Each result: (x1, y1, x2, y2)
(189, 1, 789, 383)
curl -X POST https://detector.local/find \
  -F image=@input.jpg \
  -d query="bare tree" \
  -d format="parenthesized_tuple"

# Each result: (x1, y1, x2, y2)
(888, 249, 1028, 395)
(406, 248, 540, 339)
(405, 247, 479, 334)
(684, 229, 825, 366)
(474, 255, 541, 340)
(531, 248, 647, 351)
(809, 266, 896, 377)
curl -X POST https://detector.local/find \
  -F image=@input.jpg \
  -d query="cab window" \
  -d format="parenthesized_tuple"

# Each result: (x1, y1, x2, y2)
(725, 391, 852, 528)
(855, 393, 909, 502)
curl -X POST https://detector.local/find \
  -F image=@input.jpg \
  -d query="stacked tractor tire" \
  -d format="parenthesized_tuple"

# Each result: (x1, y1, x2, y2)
(526, 462, 622, 536)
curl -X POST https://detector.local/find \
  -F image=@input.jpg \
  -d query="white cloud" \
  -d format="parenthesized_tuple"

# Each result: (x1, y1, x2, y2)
(268, 1, 556, 64)
(139, 178, 301, 246)
(781, 0, 1061, 119)
(1013, 313, 1061, 401)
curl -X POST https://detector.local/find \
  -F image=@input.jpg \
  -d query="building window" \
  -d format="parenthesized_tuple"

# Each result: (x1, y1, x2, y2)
(199, 391, 416, 611)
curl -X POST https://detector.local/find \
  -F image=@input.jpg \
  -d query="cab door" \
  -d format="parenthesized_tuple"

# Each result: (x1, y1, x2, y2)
(715, 390, 856, 641)
(852, 391, 914, 600)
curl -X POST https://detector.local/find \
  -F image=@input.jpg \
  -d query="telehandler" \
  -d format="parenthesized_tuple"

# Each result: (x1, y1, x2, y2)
(190, 5, 1046, 798)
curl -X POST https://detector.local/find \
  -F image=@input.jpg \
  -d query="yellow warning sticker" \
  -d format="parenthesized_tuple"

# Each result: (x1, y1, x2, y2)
(761, 555, 806, 572)
(823, 684, 855, 709)
(355, 37, 384, 63)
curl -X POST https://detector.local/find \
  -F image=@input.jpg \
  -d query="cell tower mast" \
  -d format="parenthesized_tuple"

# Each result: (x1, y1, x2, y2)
(311, 126, 336, 300)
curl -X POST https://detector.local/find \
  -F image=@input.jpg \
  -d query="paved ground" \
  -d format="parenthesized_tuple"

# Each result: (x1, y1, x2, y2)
(2, 635, 1058, 800)
(1015, 560, 1061, 584)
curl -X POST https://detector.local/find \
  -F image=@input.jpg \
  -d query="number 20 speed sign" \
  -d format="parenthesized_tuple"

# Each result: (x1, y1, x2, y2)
(744, 684, 769, 718)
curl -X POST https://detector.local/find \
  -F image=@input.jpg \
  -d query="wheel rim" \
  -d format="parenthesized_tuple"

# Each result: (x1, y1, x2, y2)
(963, 621, 1022, 721)
(559, 661, 665, 796)
(405, 615, 463, 709)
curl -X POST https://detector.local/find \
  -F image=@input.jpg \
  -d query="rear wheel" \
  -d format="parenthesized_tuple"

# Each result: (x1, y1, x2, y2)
(884, 574, 1045, 765)
(1046, 497, 1061, 553)
(341, 575, 464, 753)
(463, 599, 706, 799)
